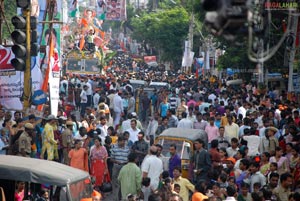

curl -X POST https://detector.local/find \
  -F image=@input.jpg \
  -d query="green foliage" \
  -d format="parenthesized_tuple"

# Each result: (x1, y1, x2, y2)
(131, 7, 189, 66)
(217, 45, 253, 70)
(3, 2, 17, 41)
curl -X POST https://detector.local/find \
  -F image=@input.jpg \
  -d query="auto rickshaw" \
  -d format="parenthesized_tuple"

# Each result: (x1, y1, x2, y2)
(154, 128, 208, 178)
(0, 155, 93, 201)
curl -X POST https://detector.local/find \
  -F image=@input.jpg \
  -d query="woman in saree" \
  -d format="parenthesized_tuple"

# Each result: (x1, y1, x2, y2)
(90, 136, 108, 189)
(68, 140, 89, 172)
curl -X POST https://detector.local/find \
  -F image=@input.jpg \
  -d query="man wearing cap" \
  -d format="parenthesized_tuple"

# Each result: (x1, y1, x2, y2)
(41, 115, 58, 160)
(61, 121, 74, 165)
(266, 126, 279, 156)
(18, 123, 34, 157)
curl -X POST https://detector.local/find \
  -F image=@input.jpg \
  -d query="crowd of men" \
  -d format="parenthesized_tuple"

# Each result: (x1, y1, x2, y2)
(0, 66, 300, 201)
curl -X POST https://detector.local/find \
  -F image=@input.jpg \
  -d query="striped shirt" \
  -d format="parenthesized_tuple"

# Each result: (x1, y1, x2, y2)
(169, 96, 179, 109)
(111, 144, 130, 164)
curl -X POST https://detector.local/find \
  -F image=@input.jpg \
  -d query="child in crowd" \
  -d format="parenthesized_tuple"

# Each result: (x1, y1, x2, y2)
(253, 182, 262, 193)
(237, 182, 251, 201)
(174, 184, 180, 194)
(267, 162, 278, 184)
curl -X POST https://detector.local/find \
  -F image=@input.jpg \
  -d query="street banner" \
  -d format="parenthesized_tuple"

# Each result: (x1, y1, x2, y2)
(40, 0, 62, 56)
(205, 49, 210, 69)
(48, 37, 61, 117)
(144, 56, 158, 67)
(0, 46, 42, 110)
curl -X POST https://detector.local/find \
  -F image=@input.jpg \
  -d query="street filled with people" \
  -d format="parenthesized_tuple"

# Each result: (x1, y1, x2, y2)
(1, 61, 300, 201)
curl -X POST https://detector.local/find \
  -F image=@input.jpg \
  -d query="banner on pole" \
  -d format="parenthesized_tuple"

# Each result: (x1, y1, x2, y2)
(0, 46, 42, 110)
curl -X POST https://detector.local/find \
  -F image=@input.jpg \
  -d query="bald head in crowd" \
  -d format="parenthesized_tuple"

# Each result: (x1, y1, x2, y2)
(149, 145, 158, 155)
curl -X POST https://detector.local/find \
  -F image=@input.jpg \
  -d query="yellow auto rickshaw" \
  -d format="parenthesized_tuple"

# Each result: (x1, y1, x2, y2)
(154, 128, 208, 178)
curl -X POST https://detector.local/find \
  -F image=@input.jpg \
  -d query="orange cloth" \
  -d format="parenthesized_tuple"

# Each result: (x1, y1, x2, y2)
(92, 190, 102, 198)
(79, 36, 85, 50)
(192, 192, 208, 201)
(69, 148, 89, 172)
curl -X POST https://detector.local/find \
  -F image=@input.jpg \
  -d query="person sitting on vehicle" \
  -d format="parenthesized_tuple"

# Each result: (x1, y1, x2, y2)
(36, 189, 49, 201)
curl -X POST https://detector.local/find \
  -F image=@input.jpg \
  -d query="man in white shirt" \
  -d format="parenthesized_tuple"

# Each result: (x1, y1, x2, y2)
(107, 89, 116, 117)
(224, 185, 237, 201)
(249, 161, 266, 192)
(141, 146, 163, 191)
(80, 85, 88, 117)
(208, 91, 217, 103)
(177, 112, 193, 129)
(121, 113, 132, 133)
(146, 113, 159, 145)
(238, 117, 251, 138)
(113, 90, 124, 127)
(96, 116, 108, 143)
(226, 138, 239, 157)
(242, 130, 261, 157)
(93, 90, 101, 110)
(126, 119, 141, 143)
(237, 102, 246, 119)
(259, 118, 270, 137)
(84, 77, 93, 107)
(127, 93, 135, 114)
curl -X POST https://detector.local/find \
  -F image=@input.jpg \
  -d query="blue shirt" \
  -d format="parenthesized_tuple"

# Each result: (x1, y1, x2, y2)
(151, 94, 158, 106)
(160, 102, 170, 117)
(214, 120, 221, 128)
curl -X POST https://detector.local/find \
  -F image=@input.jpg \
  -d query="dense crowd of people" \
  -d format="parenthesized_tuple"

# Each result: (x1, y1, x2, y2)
(0, 63, 300, 201)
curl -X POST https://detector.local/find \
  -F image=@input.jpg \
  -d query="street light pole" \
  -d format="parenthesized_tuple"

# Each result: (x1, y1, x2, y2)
(257, 39, 264, 84)
(287, 15, 298, 99)
(23, 9, 31, 110)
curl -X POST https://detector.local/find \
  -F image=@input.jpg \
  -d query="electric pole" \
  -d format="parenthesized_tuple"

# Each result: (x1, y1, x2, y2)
(23, 9, 31, 109)
(287, 15, 298, 99)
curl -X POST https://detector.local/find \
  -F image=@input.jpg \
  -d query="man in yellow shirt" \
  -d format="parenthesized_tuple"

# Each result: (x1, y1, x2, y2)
(173, 167, 195, 201)
(224, 115, 239, 142)
(41, 115, 58, 160)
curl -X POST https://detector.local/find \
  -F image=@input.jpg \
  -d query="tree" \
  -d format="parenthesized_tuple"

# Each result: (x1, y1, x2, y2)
(131, 7, 189, 67)
(2, 2, 16, 42)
